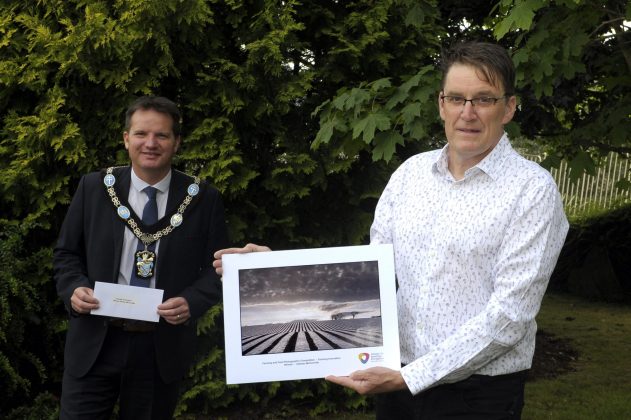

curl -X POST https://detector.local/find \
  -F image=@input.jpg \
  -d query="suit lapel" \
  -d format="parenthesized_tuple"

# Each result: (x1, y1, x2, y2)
(156, 170, 189, 287)
(111, 167, 131, 283)
(165, 171, 188, 214)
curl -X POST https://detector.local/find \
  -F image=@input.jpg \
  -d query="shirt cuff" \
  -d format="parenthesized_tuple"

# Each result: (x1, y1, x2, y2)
(400, 360, 437, 395)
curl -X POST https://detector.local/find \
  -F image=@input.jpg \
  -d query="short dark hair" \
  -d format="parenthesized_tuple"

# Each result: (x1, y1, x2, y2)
(440, 41, 515, 96)
(125, 96, 182, 137)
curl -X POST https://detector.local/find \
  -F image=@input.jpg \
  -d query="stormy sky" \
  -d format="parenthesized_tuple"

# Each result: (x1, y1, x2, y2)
(238, 261, 382, 326)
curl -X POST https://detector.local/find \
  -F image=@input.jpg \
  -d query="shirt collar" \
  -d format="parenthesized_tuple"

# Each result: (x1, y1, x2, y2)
(475, 133, 511, 181)
(431, 133, 511, 182)
(131, 168, 172, 194)
(432, 143, 451, 179)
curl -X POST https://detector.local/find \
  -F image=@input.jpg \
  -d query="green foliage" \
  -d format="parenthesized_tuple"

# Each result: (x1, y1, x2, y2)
(0, 223, 64, 412)
(491, 0, 631, 180)
(549, 203, 631, 302)
(315, 0, 630, 183)
(5, 391, 59, 420)
(313, 65, 443, 163)
(311, 1, 445, 164)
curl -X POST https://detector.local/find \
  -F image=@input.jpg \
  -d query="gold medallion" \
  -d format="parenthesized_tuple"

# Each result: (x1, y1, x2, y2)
(135, 249, 156, 278)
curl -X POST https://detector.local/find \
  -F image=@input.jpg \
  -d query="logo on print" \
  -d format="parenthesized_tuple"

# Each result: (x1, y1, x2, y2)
(358, 353, 370, 364)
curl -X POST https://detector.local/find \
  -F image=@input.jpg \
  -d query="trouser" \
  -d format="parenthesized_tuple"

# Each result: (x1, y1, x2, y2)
(375, 370, 527, 420)
(60, 327, 179, 420)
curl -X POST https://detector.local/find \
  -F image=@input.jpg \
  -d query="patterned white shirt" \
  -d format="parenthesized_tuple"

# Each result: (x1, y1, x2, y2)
(370, 134, 569, 395)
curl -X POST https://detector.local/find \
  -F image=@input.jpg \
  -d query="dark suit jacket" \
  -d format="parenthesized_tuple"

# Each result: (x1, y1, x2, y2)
(54, 166, 228, 383)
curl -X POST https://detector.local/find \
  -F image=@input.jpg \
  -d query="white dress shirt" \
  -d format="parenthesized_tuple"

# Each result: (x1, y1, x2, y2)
(117, 169, 171, 288)
(370, 133, 569, 395)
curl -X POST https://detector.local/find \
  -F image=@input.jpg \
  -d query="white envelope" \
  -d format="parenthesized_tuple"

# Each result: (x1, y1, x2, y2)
(91, 281, 164, 322)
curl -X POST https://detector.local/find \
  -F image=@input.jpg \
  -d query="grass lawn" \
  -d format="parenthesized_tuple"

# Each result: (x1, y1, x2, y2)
(523, 293, 631, 419)
(318, 292, 631, 420)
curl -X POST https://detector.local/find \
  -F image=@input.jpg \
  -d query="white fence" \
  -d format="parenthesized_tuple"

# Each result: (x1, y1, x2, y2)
(527, 152, 631, 217)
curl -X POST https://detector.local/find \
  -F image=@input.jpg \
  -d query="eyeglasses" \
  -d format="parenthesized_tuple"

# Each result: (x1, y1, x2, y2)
(440, 95, 507, 108)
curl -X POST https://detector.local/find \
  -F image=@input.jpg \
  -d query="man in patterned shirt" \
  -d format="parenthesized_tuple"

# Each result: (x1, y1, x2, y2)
(214, 41, 569, 419)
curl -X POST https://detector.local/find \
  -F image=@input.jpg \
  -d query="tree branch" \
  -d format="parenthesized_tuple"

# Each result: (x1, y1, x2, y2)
(606, 12, 631, 76)
(585, 141, 631, 156)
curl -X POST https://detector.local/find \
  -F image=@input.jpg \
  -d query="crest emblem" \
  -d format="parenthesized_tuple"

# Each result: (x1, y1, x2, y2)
(135, 250, 155, 278)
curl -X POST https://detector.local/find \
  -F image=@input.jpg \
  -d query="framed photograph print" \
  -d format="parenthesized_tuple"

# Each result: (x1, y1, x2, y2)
(221, 244, 400, 384)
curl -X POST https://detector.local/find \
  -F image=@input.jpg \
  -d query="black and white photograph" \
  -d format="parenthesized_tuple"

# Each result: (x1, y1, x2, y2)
(239, 261, 383, 356)
(222, 244, 400, 385)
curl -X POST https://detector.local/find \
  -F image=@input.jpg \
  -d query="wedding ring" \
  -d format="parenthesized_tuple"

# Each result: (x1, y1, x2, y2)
(177, 314, 180, 319)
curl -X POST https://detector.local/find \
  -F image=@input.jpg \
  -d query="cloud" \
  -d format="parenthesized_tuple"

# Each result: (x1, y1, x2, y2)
(319, 303, 348, 311)
(239, 260, 381, 305)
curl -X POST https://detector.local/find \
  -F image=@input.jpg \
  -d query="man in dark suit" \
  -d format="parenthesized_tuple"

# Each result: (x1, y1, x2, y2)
(54, 96, 228, 419)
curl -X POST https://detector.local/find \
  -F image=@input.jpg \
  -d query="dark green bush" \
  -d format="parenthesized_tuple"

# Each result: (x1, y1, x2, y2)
(549, 203, 631, 302)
